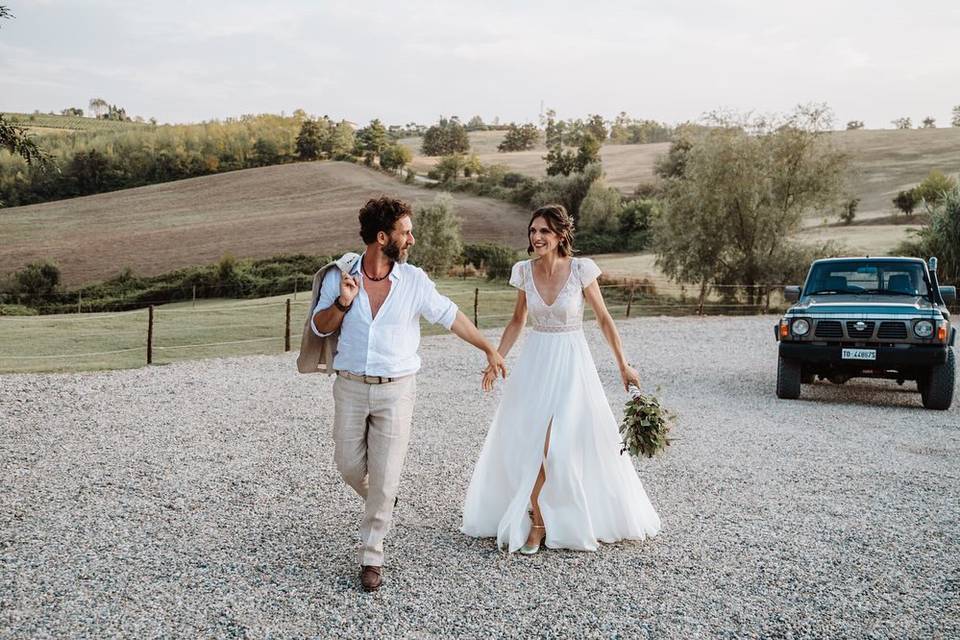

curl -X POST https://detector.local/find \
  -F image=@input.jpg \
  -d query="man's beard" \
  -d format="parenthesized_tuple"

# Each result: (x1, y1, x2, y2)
(383, 238, 408, 263)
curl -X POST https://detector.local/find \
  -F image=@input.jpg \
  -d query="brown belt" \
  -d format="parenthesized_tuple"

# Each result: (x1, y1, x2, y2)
(336, 370, 410, 385)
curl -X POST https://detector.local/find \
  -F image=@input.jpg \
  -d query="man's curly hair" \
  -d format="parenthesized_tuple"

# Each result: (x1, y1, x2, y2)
(358, 197, 413, 244)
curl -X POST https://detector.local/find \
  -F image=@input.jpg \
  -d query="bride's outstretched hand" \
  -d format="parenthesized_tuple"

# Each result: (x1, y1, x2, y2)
(620, 364, 640, 392)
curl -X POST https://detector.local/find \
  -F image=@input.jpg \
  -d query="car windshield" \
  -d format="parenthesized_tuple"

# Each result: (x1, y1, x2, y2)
(804, 261, 930, 298)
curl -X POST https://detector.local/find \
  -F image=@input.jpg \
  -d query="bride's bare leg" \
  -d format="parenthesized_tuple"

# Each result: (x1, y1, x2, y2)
(525, 421, 552, 547)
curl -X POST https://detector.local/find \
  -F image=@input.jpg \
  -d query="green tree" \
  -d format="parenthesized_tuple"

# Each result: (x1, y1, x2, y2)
(497, 123, 540, 152)
(901, 187, 960, 283)
(541, 109, 566, 148)
(952, 105, 960, 128)
(891, 117, 912, 129)
(846, 120, 865, 130)
(840, 197, 859, 225)
(578, 180, 622, 234)
(410, 194, 463, 274)
(435, 154, 466, 182)
(61, 107, 84, 117)
(355, 118, 389, 163)
(296, 118, 327, 160)
(421, 117, 470, 156)
(531, 163, 603, 222)
(544, 145, 577, 176)
(253, 137, 281, 166)
(466, 115, 486, 131)
(379, 144, 412, 174)
(914, 170, 958, 206)
(654, 133, 694, 179)
(13, 260, 61, 296)
(88, 97, 109, 119)
(654, 104, 850, 306)
(893, 189, 917, 216)
(574, 133, 601, 172)
(921, 117, 936, 128)
(325, 120, 356, 159)
(585, 114, 608, 142)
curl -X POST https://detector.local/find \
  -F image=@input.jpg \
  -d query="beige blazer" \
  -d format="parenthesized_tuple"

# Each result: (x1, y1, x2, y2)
(296, 252, 361, 374)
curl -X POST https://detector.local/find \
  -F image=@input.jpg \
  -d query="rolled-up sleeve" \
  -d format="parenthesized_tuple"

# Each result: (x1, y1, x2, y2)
(311, 268, 341, 337)
(419, 277, 458, 330)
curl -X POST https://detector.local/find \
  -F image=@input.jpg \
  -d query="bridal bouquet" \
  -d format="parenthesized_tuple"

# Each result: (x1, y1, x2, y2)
(619, 385, 675, 459)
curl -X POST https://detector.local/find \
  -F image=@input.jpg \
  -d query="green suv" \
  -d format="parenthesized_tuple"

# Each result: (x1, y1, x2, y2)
(775, 257, 957, 409)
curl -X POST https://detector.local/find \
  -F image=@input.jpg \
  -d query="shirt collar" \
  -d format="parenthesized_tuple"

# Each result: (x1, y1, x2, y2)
(354, 252, 403, 282)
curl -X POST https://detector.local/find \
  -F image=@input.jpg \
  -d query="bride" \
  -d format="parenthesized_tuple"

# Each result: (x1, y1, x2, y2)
(461, 204, 661, 554)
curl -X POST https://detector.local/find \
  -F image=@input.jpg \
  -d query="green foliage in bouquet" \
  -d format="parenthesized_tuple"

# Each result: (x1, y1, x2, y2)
(619, 386, 675, 459)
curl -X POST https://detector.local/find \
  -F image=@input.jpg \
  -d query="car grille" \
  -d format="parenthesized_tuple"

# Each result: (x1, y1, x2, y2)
(814, 320, 843, 338)
(846, 321, 876, 339)
(877, 321, 908, 340)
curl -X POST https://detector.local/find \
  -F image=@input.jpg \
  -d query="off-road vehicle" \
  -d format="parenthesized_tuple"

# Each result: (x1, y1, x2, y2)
(775, 257, 956, 409)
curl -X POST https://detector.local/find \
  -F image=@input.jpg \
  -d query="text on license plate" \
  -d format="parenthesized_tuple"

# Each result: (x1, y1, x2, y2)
(842, 348, 877, 361)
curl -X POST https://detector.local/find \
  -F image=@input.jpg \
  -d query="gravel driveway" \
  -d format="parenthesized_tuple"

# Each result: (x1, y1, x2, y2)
(2, 316, 958, 639)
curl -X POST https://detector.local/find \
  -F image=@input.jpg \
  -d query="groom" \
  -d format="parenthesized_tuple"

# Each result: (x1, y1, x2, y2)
(311, 196, 507, 592)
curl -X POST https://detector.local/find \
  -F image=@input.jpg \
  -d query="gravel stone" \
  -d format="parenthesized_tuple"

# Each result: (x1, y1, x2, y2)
(1, 316, 958, 638)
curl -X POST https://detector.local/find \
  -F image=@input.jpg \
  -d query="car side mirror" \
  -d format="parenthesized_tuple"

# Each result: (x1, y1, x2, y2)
(940, 286, 957, 304)
(784, 286, 800, 302)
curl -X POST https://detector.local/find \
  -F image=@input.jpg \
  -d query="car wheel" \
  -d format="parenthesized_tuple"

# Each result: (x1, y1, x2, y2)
(920, 348, 955, 410)
(777, 355, 802, 399)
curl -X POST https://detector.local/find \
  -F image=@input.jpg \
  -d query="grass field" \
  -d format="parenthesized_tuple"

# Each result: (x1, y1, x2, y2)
(0, 277, 668, 374)
(0, 259, 801, 374)
(0, 162, 530, 287)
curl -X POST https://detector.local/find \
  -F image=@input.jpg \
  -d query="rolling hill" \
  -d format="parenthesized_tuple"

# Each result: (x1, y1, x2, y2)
(405, 128, 960, 219)
(0, 162, 530, 287)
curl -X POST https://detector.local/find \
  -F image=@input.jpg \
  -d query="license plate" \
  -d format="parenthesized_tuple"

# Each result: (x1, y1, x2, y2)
(842, 348, 876, 361)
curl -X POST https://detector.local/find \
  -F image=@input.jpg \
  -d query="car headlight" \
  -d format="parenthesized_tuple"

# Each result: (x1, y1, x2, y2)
(791, 318, 810, 336)
(914, 320, 934, 338)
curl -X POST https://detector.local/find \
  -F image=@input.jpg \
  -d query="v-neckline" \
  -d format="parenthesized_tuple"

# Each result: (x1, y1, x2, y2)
(530, 259, 575, 308)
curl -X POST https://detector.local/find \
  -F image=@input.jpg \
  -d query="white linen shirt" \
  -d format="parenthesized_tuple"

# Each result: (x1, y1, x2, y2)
(311, 257, 458, 377)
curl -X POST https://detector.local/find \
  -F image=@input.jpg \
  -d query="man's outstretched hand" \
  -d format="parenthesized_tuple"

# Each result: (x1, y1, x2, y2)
(482, 352, 507, 391)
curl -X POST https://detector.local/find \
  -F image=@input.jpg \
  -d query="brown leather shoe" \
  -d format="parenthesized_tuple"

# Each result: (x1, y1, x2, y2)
(360, 565, 382, 592)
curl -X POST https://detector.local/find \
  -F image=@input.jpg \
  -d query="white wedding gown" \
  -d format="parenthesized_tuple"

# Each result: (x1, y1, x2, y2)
(461, 257, 661, 552)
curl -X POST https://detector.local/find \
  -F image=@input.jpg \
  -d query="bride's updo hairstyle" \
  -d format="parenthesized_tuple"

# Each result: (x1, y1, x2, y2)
(527, 204, 576, 257)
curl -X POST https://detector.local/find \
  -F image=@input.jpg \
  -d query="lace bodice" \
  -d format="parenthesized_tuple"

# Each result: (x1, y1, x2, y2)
(509, 258, 602, 332)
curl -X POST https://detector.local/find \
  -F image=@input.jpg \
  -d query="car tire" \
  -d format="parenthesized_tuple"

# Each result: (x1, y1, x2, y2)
(777, 355, 802, 399)
(919, 348, 955, 410)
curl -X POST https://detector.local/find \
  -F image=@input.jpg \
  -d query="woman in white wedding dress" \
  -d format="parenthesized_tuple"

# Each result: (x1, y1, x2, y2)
(461, 204, 661, 554)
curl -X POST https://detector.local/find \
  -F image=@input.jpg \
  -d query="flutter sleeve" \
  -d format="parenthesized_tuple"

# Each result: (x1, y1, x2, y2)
(509, 261, 526, 290)
(578, 257, 602, 289)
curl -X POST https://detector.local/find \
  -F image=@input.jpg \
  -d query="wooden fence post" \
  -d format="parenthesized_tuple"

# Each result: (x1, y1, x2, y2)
(192, 285, 196, 309)
(147, 305, 154, 365)
(626, 284, 636, 318)
(293, 275, 299, 301)
(77, 291, 82, 314)
(285, 298, 291, 352)
(474, 288, 479, 327)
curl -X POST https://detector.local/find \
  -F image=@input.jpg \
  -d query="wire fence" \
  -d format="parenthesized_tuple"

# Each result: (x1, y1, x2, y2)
(2, 280, 956, 374)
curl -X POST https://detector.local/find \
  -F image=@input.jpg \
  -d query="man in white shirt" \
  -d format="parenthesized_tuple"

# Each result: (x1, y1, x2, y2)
(312, 196, 507, 592)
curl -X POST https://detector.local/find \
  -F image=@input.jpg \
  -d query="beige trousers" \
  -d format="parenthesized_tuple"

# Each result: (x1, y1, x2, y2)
(332, 374, 416, 566)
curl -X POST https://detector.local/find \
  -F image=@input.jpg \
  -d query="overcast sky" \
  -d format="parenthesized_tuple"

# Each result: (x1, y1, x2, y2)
(2, 0, 959, 129)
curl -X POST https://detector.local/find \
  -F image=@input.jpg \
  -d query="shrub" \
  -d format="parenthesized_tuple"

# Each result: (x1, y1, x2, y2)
(409, 194, 463, 275)
(893, 189, 917, 216)
(13, 260, 61, 296)
(578, 181, 623, 234)
(462, 243, 520, 280)
(914, 170, 958, 206)
(840, 197, 859, 225)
